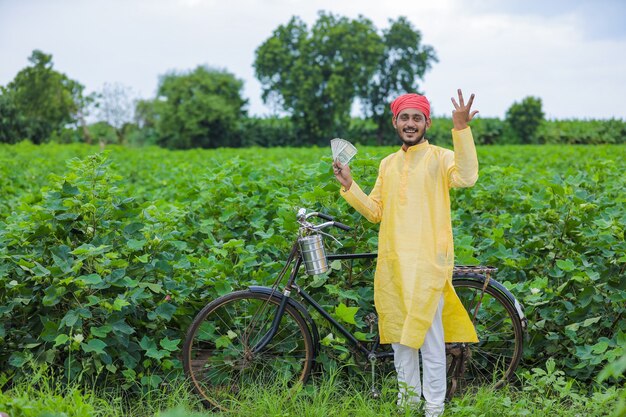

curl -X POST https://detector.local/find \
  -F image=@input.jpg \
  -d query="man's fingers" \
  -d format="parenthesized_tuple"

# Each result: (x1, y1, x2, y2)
(451, 97, 459, 109)
(457, 89, 465, 108)
(333, 160, 346, 176)
(470, 110, 479, 119)
(466, 93, 475, 110)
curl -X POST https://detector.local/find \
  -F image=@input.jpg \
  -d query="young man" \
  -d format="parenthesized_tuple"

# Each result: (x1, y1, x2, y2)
(333, 90, 479, 417)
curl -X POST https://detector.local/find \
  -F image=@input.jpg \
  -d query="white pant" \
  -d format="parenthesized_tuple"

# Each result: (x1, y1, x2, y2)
(392, 296, 445, 416)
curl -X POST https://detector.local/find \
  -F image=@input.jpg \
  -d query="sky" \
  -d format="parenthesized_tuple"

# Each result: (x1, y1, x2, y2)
(1, 0, 625, 120)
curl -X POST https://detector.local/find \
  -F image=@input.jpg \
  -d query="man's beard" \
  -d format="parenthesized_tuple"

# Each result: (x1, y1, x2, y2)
(397, 128, 427, 147)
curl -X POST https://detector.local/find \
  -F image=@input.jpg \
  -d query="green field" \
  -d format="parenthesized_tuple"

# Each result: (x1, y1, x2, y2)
(0, 142, 624, 415)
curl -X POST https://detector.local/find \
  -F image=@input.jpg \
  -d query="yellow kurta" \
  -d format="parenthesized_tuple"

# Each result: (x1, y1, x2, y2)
(340, 127, 479, 349)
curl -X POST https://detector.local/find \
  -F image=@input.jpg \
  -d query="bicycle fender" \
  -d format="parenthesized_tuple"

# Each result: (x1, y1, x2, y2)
(248, 286, 321, 356)
(452, 274, 527, 330)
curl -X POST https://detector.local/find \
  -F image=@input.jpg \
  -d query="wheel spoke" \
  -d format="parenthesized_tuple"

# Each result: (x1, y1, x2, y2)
(183, 291, 313, 411)
(450, 277, 524, 393)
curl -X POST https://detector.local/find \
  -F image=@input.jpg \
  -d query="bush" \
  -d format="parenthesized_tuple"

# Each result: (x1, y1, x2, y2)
(538, 119, 626, 144)
(240, 116, 297, 147)
(505, 96, 545, 144)
(0, 154, 200, 388)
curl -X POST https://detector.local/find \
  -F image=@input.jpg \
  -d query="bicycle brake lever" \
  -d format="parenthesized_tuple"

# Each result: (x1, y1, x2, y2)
(315, 229, 343, 247)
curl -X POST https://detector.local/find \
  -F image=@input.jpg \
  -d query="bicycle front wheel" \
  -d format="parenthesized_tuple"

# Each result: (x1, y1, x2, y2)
(451, 276, 524, 389)
(183, 290, 315, 411)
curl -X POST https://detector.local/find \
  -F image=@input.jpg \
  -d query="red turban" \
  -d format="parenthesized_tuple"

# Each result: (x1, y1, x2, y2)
(390, 93, 431, 119)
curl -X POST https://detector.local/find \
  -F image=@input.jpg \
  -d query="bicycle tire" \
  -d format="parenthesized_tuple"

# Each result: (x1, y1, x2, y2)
(450, 275, 524, 390)
(183, 290, 315, 410)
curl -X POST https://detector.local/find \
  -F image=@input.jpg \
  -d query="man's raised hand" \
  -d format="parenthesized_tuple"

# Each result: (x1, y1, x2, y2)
(451, 89, 479, 131)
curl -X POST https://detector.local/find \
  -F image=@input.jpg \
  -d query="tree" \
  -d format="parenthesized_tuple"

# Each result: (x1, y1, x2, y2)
(94, 82, 137, 145)
(132, 99, 160, 146)
(150, 66, 247, 149)
(505, 96, 545, 144)
(3, 50, 85, 144)
(254, 12, 384, 145)
(0, 90, 29, 144)
(360, 17, 437, 145)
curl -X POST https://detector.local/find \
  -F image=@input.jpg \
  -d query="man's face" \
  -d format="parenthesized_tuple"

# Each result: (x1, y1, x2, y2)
(393, 108, 431, 147)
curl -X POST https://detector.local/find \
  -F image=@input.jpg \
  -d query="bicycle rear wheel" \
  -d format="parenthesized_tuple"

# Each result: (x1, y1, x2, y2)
(183, 290, 314, 410)
(450, 275, 524, 390)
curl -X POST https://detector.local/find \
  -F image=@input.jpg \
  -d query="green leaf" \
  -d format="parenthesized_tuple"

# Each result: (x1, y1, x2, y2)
(593, 218, 613, 229)
(113, 298, 130, 311)
(82, 339, 107, 355)
(123, 222, 145, 236)
(55, 212, 79, 221)
(141, 375, 162, 388)
(154, 303, 176, 320)
(51, 245, 74, 273)
(78, 274, 103, 285)
(565, 322, 580, 332)
(62, 181, 80, 196)
(354, 331, 373, 341)
(32, 262, 51, 277)
(9, 352, 27, 368)
(121, 276, 139, 288)
(159, 338, 181, 352)
(309, 274, 328, 288)
(215, 335, 232, 349)
(127, 239, 146, 250)
(60, 310, 79, 328)
(556, 259, 576, 272)
(139, 282, 163, 293)
(90, 325, 112, 338)
(122, 368, 137, 381)
(54, 334, 70, 347)
(140, 335, 157, 350)
(39, 321, 61, 342)
(140, 336, 167, 360)
(223, 239, 245, 249)
(324, 284, 360, 302)
(111, 320, 135, 335)
(321, 333, 335, 347)
(43, 285, 67, 307)
(135, 254, 150, 263)
(591, 341, 609, 354)
(582, 316, 602, 327)
(214, 280, 233, 296)
(334, 303, 359, 325)
(71, 244, 110, 257)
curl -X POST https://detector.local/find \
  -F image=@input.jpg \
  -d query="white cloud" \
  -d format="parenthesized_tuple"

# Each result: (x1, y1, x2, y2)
(0, 0, 624, 120)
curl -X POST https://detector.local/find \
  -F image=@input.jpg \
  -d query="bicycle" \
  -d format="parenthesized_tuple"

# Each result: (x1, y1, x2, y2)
(183, 208, 528, 410)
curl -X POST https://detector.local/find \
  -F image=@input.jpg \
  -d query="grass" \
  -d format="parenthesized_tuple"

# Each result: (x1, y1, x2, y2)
(0, 363, 623, 417)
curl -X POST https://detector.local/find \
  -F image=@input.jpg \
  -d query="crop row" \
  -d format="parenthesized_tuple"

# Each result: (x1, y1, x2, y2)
(0, 142, 624, 387)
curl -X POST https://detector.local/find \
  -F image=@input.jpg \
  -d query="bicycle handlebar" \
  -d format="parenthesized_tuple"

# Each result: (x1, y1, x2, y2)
(333, 221, 351, 231)
(300, 209, 352, 232)
(316, 212, 334, 221)
(313, 212, 351, 231)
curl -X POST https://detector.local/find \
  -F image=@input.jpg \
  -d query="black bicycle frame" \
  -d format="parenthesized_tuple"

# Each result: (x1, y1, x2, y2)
(252, 249, 393, 360)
